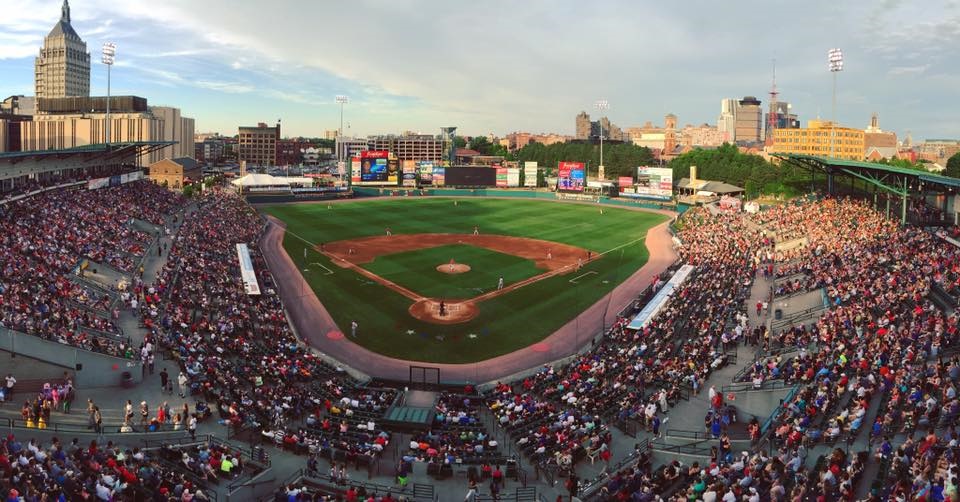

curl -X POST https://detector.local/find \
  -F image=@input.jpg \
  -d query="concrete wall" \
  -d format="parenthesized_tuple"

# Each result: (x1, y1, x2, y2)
(0, 327, 142, 388)
(729, 387, 793, 421)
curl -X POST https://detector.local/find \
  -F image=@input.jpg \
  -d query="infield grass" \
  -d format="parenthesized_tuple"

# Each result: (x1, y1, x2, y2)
(362, 244, 542, 299)
(261, 198, 667, 363)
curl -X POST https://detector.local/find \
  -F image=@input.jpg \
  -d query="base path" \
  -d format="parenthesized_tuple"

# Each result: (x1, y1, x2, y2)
(260, 205, 679, 383)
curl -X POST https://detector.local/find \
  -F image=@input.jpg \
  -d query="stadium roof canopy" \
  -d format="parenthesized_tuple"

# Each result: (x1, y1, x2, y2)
(0, 141, 174, 164)
(774, 153, 960, 223)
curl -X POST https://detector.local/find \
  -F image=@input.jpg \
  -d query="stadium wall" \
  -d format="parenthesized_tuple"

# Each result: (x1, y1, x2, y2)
(0, 327, 143, 388)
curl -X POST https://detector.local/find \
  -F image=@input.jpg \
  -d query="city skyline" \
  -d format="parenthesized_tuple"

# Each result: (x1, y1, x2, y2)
(0, 0, 957, 139)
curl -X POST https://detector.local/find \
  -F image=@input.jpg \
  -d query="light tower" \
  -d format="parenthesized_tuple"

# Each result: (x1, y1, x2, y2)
(828, 48, 844, 158)
(595, 99, 609, 180)
(101, 42, 116, 147)
(766, 59, 779, 147)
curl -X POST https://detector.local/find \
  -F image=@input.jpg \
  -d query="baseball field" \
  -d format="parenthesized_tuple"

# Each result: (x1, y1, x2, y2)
(261, 198, 667, 363)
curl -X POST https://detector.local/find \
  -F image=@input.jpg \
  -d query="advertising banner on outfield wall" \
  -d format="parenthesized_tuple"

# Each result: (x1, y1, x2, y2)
(618, 176, 634, 192)
(557, 161, 585, 192)
(402, 161, 417, 187)
(387, 157, 399, 184)
(417, 162, 434, 185)
(88, 177, 110, 190)
(636, 166, 673, 197)
(507, 167, 521, 187)
(432, 166, 445, 186)
(523, 161, 538, 187)
(495, 167, 508, 187)
(350, 157, 361, 183)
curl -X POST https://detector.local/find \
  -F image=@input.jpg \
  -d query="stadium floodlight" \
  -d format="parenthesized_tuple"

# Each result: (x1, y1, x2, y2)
(595, 100, 610, 179)
(828, 48, 843, 158)
(335, 95, 349, 164)
(102, 42, 116, 147)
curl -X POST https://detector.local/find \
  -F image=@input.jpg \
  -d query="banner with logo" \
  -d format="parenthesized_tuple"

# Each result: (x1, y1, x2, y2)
(432, 166, 446, 186)
(401, 160, 417, 187)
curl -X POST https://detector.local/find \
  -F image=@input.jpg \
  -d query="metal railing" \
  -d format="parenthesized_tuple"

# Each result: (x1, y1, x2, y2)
(721, 379, 797, 394)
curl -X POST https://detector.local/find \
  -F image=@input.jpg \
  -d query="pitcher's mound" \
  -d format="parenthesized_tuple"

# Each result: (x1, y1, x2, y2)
(437, 263, 471, 274)
(409, 299, 479, 324)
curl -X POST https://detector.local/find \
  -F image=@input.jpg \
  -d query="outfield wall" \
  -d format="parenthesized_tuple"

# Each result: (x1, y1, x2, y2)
(351, 186, 681, 213)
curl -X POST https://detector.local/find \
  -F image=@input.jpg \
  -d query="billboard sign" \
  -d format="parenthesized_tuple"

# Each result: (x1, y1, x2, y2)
(618, 176, 634, 192)
(495, 167, 509, 187)
(417, 162, 434, 185)
(350, 157, 361, 183)
(507, 167, 521, 187)
(432, 166, 445, 186)
(523, 161, 538, 187)
(557, 161, 585, 192)
(445, 166, 497, 186)
(636, 166, 673, 197)
(359, 150, 389, 183)
(387, 157, 399, 184)
(401, 160, 417, 187)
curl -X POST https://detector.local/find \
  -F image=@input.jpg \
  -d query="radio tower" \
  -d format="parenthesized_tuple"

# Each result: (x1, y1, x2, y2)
(766, 59, 779, 147)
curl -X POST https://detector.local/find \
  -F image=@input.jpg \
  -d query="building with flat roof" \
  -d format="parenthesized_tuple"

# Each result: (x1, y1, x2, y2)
(734, 96, 762, 144)
(238, 122, 280, 168)
(771, 119, 865, 161)
(367, 134, 444, 162)
(35, 0, 90, 99)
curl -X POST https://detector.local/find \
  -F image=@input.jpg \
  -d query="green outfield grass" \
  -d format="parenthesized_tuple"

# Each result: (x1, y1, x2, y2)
(362, 244, 542, 299)
(261, 198, 667, 363)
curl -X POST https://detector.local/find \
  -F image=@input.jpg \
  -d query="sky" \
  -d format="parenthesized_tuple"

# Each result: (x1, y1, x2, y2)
(0, 0, 957, 140)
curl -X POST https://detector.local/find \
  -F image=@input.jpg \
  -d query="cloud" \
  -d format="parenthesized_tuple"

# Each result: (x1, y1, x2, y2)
(888, 64, 931, 76)
(0, 0, 957, 139)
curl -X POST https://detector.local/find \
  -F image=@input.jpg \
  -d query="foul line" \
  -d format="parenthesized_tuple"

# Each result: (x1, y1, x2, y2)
(269, 220, 335, 276)
(569, 271, 598, 284)
(310, 262, 334, 275)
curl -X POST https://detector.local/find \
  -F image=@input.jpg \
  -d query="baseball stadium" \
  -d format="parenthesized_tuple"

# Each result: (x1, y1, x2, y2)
(6, 139, 960, 502)
(2, 4, 960, 500)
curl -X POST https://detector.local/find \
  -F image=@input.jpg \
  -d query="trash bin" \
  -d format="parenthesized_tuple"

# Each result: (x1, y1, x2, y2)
(121, 371, 134, 388)
(774, 309, 783, 320)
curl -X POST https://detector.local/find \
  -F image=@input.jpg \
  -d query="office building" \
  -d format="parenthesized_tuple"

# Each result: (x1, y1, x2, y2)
(324, 129, 339, 140)
(575, 112, 591, 140)
(238, 122, 280, 168)
(771, 119, 865, 160)
(20, 96, 192, 165)
(151, 106, 195, 160)
(1, 96, 36, 116)
(680, 124, 725, 148)
(35, 0, 90, 99)
(764, 102, 800, 141)
(717, 98, 737, 142)
(734, 96, 762, 144)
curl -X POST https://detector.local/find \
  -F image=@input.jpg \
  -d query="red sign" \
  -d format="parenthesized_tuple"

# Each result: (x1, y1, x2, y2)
(496, 167, 508, 187)
(557, 161, 585, 192)
(360, 150, 388, 159)
(618, 176, 633, 191)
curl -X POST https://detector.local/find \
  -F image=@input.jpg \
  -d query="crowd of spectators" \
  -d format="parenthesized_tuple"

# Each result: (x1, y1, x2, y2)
(0, 181, 183, 356)
(154, 188, 396, 469)
(0, 433, 214, 500)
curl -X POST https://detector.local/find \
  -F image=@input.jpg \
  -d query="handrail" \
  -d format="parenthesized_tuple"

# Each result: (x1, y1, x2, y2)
(1, 416, 189, 434)
(663, 428, 750, 442)
(721, 379, 797, 394)
(648, 438, 715, 456)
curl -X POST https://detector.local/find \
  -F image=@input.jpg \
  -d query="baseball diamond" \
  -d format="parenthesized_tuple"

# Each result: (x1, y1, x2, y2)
(261, 197, 669, 364)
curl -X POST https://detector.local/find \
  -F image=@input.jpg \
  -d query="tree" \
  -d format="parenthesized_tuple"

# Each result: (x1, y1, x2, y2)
(667, 143, 806, 198)
(453, 136, 467, 149)
(468, 136, 493, 155)
(946, 152, 960, 179)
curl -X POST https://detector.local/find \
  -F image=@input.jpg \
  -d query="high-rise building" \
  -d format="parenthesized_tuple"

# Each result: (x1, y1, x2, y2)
(717, 98, 737, 143)
(238, 122, 280, 168)
(324, 129, 339, 140)
(734, 96, 762, 144)
(771, 119, 865, 160)
(764, 102, 799, 140)
(575, 112, 591, 140)
(681, 124, 725, 148)
(35, 0, 90, 99)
